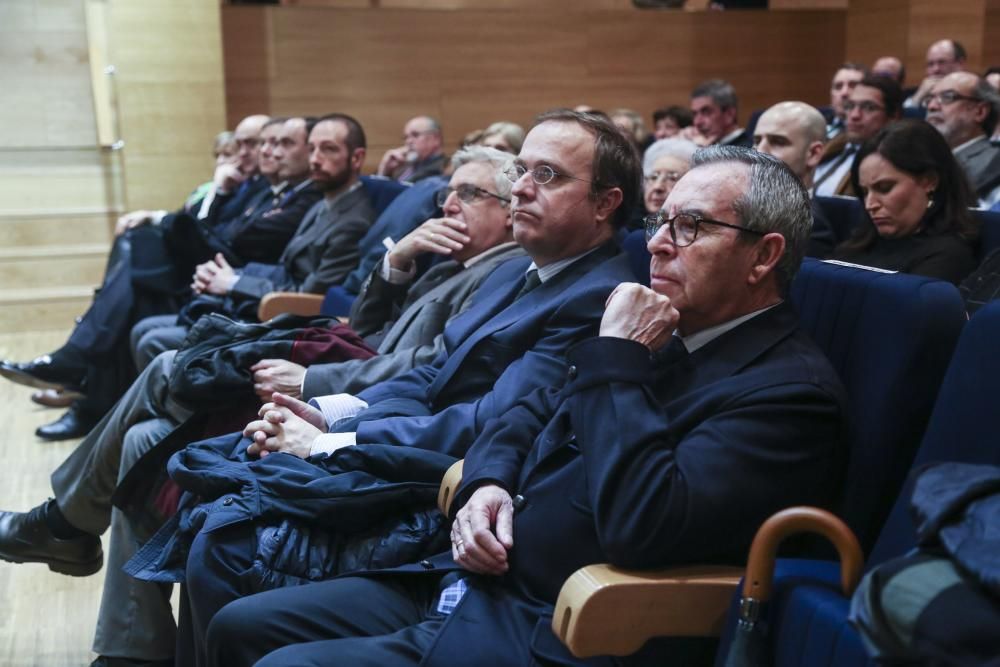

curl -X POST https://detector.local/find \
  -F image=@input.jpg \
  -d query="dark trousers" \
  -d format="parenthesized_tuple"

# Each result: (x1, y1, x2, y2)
(182, 522, 446, 667)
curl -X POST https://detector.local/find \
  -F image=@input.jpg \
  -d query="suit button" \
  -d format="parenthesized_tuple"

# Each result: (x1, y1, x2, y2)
(512, 494, 526, 511)
(222, 497, 234, 506)
(567, 365, 578, 380)
(419, 559, 434, 569)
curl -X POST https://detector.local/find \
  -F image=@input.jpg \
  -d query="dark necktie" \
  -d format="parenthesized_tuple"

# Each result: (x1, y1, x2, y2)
(813, 144, 856, 193)
(513, 269, 542, 301)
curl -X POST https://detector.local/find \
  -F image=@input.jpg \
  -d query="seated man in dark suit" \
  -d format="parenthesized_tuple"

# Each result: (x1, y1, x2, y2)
(753, 101, 838, 257)
(685, 79, 752, 148)
(377, 115, 448, 183)
(202, 147, 848, 667)
(130, 112, 377, 362)
(925, 71, 1000, 207)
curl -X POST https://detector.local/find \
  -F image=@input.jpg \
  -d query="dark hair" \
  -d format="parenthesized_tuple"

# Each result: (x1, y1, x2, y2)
(533, 108, 642, 228)
(840, 119, 979, 253)
(691, 79, 738, 111)
(950, 40, 968, 62)
(313, 113, 367, 153)
(652, 105, 693, 128)
(857, 74, 905, 118)
(304, 116, 319, 136)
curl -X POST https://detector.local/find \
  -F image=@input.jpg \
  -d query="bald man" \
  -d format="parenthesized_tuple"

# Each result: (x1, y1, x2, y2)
(907, 39, 968, 108)
(926, 72, 1000, 206)
(873, 56, 905, 87)
(754, 101, 836, 257)
(377, 115, 447, 183)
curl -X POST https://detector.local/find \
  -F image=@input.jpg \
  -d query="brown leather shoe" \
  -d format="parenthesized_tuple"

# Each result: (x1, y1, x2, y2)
(30, 388, 84, 408)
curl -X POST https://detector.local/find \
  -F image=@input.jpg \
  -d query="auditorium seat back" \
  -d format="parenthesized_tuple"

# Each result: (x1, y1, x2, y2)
(716, 299, 1000, 667)
(789, 259, 965, 552)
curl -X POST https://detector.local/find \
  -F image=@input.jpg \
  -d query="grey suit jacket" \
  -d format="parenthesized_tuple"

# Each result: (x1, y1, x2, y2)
(230, 183, 376, 300)
(302, 243, 525, 399)
(955, 136, 1000, 199)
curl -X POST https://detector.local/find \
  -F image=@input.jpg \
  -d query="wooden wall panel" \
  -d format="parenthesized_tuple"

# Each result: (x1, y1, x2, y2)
(984, 0, 1000, 69)
(222, 5, 846, 168)
(0, 0, 97, 148)
(108, 0, 228, 211)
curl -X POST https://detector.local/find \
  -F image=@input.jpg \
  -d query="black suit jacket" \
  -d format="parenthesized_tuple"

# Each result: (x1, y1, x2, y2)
(377, 303, 848, 666)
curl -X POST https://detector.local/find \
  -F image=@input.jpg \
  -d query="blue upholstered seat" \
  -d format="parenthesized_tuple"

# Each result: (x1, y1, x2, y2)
(717, 291, 1000, 667)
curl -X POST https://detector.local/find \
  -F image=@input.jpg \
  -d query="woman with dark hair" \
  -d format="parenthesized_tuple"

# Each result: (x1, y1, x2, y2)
(833, 119, 979, 284)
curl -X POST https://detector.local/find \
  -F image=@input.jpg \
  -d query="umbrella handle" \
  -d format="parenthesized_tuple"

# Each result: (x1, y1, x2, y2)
(742, 506, 863, 602)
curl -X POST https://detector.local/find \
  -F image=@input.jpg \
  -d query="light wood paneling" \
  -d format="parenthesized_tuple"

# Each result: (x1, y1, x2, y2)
(108, 0, 228, 211)
(223, 5, 845, 167)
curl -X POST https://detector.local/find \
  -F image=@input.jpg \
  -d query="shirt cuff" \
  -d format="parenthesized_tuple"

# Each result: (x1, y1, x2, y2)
(309, 393, 369, 430)
(150, 210, 169, 225)
(380, 251, 418, 285)
(310, 431, 358, 457)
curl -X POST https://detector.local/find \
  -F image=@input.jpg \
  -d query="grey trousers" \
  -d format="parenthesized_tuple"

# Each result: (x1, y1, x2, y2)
(50, 349, 193, 660)
(130, 314, 189, 372)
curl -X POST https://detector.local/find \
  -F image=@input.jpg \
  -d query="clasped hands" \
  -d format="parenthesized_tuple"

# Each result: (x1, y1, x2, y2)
(244, 392, 326, 459)
(192, 253, 238, 295)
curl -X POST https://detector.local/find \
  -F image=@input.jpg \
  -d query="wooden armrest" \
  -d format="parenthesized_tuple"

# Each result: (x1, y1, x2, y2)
(437, 460, 464, 516)
(258, 292, 324, 321)
(552, 507, 863, 658)
(554, 563, 743, 657)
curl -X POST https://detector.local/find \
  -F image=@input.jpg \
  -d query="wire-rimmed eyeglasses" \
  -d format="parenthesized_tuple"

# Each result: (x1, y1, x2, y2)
(644, 212, 765, 246)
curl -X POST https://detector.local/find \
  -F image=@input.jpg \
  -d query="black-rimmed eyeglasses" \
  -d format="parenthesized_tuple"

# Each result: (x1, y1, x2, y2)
(644, 212, 765, 246)
(920, 90, 982, 108)
(435, 184, 511, 207)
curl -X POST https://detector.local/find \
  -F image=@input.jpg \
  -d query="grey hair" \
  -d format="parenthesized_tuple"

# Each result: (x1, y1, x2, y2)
(450, 145, 514, 205)
(690, 145, 811, 291)
(973, 78, 1000, 136)
(482, 121, 526, 154)
(642, 137, 699, 176)
(691, 79, 739, 111)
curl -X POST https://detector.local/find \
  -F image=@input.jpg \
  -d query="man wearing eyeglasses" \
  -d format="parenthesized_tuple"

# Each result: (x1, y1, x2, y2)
(377, 115, 448, 183)
(198, 147, 846, 667)
(813, 74, 903, 197)
(925, 72, 1000, 207)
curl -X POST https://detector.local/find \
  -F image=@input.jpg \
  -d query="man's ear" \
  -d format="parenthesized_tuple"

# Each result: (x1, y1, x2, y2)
(351, 147, 367, 173)
(805, 140, 826, 170)
(747, 232, 786, 285)
(593, 187, 624, 225)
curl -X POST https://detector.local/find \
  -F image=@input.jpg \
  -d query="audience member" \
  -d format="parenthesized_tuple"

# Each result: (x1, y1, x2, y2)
(827, 63, 866, 139)
(832, 119, 979, 284)
(753, 101, 837, 256)
(197, 146, 848, 667)
(924, 71, 1000, 207)
(906, 39, 967, 108)
(814, 74, 903, 197)
(377, 115, 447, 182)
(0, 146, 522, 666)
(872, 56, 905, 87)
(686, 79, 751, 147)
(985, 66, 1000, 93)
(610, 107, 651, 152)
(652, 105, 693, 140)
(179, 131, 237, 213)
(641, 137, 697, 215)
(477, 121, 525, 154)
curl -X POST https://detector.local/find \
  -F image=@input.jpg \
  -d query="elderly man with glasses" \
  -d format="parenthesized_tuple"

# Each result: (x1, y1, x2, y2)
(199, 146, 848, 667)
(377, 115, 448, 183)
(925, 71, 1000, 207)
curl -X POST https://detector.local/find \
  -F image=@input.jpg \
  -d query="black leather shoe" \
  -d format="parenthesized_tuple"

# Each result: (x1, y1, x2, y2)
(0, 503, 102, 576)
(35, 407, 96, 441)
(0, 355, 83, 391)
